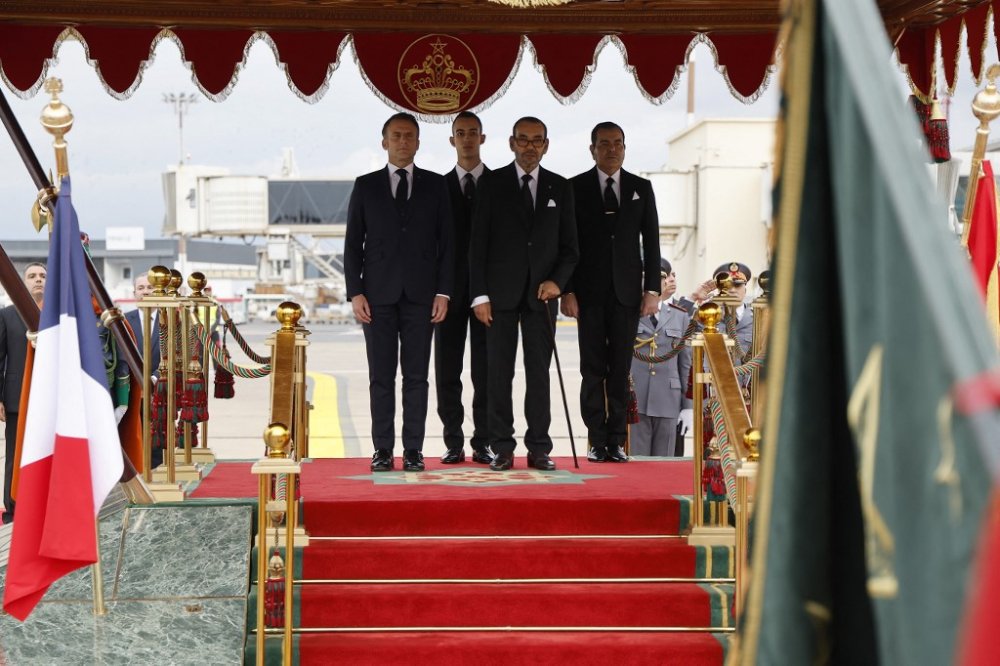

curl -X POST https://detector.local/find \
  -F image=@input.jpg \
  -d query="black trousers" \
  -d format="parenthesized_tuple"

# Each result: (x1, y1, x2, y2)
(577, 292, 640, 448)
(363, 297, 434, 452)
(434, 301, 488, 451)
(486, 299, 557, 457)
(4, 410, 18, 519)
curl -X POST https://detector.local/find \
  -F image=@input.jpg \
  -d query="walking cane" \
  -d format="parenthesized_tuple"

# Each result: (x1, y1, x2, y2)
(544, 300, 579, 468)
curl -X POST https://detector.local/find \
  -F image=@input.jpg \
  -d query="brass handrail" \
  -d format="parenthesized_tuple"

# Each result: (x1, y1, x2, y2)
(703, 332, 752, 463)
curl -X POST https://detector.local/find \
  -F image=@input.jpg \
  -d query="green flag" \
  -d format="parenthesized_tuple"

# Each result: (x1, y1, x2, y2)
(735, 0, 1000, 664)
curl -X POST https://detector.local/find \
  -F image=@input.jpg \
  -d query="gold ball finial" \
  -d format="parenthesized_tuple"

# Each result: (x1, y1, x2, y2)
(276, 302, 302, 330)
(758, 270, 771, 297)
(40, 78, 73, 140)
(697, 301, 722, 332)
(744, 427, 761, 462)
(188, 272, 206, 298)
(714, 271, 735, 294)
(973, 64, 1000, 127)
(167, 269, 183, 296)
(263, 422, 290, 458)
(148, 266, 171, 296)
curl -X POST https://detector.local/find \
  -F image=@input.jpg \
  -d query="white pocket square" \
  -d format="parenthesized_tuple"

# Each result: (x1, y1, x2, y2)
(632, 192, 641, 200)
(547, 199, 557, 207)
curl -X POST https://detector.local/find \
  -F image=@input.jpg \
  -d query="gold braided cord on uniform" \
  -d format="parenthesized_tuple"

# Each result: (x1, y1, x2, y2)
(632, 319, 700, 364)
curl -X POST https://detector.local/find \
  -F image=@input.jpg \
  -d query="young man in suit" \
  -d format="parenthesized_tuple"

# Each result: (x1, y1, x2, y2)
(560, 122, 661, 463)
(436, 111, 493, 465)
(124, 272, 160, 375)
(345, 112, 454, 473)
(630, 259, 693, 456)
(0, 262, 46, 524)
(470, 116, 579, 471)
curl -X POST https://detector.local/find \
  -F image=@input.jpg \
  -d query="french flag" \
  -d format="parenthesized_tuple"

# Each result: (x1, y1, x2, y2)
(2, 177, 123, 621)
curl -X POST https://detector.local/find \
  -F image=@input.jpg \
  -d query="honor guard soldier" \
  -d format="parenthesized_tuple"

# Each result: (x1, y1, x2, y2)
(629, 259, 692, 457)
(712, 261, 754, 360)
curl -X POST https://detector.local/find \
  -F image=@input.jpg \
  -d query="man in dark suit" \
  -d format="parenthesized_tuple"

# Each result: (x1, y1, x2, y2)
(1, 262, 46, 524)
(345, 112, 454, 473)
(436, 111, 492, 465)
(470, 116, 579, 471)
(560, 122, 661, 463)
(124, 272, 160, 377)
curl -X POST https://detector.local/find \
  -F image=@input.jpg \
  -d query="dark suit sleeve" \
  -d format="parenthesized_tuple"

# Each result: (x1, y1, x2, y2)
(344, 177, 366, 300)
(0, 310, 7, 406)
(549, 180, 579, 290)
(640, 179, 662, 293)
(469, 174, 492, 300)
(435, 175, 455, 298)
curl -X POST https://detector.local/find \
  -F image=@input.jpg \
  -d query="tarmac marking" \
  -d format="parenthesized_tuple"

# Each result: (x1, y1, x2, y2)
(308, 371, 345, 458)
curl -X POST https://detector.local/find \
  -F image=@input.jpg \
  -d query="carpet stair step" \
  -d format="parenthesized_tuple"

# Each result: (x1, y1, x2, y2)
(296, 537, 734, 580)
(280, 582, 734, 630)
(301, 496, 685, 537)
(292, 630, 728, 665)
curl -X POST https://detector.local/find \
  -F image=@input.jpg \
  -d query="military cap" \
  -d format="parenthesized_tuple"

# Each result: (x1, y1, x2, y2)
(713, 261, 752, 285)
(660, 258, 672, 275)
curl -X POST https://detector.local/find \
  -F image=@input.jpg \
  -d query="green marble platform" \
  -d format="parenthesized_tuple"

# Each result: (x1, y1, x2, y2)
(0, 504, 252, 665)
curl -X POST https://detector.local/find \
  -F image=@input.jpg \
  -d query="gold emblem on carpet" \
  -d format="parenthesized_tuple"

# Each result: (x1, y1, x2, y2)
(345, 468, 609, 486)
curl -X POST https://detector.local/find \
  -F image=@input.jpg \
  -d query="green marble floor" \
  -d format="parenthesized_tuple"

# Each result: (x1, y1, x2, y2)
(0, 504, 252, 665)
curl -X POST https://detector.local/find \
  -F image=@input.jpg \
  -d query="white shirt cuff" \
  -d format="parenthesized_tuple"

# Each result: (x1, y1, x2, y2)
(436, 294, 451, 300)
(470, 295, 490, 307)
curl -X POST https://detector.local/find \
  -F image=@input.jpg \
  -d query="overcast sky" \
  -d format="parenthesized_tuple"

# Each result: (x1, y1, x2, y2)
(0, 30, 989, 241)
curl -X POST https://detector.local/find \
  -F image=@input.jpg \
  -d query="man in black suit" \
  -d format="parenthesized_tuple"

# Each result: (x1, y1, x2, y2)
(124, 272, 160, 376)
(470, 116, 579, 471)
(436, 111, 493, 465)
(560, 122, 661, 463)
(345, 112, 454, 473)
(1, 262, 46, 524)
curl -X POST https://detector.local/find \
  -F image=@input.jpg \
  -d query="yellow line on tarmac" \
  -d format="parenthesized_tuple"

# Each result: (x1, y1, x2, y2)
(308, 371, 344, 458)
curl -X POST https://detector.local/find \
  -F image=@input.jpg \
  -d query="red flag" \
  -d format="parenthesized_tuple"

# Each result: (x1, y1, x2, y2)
(2, 178, 123, 620)
(958, 490, 1000, 665)
(966, 160, 1000, 342)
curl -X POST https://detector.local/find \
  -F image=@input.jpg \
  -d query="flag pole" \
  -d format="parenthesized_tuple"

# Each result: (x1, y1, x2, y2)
(91, 519, 107, 616)
(960, 64, 1000, 248)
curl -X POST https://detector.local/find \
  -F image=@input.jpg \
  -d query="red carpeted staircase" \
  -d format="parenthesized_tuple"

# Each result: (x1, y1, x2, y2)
(194, 457, 733, 665)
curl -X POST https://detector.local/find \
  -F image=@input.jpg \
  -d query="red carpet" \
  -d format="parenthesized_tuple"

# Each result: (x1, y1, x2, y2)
(297, 631, 725, 666)
(301, 536, 698, 580)
(193, 457, 693, 536)
(208, 458, 728, 664)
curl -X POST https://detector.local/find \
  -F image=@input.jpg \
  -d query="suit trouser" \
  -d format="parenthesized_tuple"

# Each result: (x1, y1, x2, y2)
(487, 300, 557, 457)
(577, 292, 640, 448)
(630, 414, 678, 456)
(434, 302, 489, 451)
(3, 410, 18, 519)
(363, 297, 434, 452)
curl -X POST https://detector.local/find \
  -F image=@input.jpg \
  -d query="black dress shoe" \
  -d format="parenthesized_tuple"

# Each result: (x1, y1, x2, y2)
(587, 446, 609, 463)
(606, 445, 629, 463)
(526, 452, 556, 471)
(371, 449, 393, 472)
(490, 452, 514, 471)
(440, 448, 465, 464)
(471, 448, 494, 464)
(403, 450, 425, 472)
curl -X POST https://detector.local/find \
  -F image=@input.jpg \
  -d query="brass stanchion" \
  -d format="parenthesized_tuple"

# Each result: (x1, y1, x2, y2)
(735, 428, 760, 621)
(750, 271, 770, 426)
(186, 272, 216, 464)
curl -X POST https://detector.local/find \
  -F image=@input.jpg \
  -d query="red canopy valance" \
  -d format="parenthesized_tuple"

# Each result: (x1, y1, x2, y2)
(0, 26, 779, 113)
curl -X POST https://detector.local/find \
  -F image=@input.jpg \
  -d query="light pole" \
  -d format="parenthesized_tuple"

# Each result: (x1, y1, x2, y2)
(162, 92, 198, 165)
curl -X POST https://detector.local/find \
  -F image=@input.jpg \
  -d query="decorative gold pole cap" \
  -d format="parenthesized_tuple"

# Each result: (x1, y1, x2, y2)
(167, 269, 183, 296)
(758, 270, 771, 298)
(276, 302, 302, 330)
(40, 78, 73, 141)
(263, 422, 290, 459)
(744, 427, 761, 462)
(188, 272, 206, 298)
(973, 64, 1000, 125)
(697, 302, 722, 332)
(714, 272, 735, 294)
(148, 266, 171, 296)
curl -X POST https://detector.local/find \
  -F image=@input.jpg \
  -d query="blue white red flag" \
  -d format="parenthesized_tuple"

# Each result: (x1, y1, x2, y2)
(2, 177, 123, 621)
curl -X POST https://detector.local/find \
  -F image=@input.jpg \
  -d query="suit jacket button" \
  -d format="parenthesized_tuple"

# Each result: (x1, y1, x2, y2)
(527, 241, 532, 246)
(651, 371, 656, 376)
(402, 227, 407, 232)
(611, 235, 615, 240)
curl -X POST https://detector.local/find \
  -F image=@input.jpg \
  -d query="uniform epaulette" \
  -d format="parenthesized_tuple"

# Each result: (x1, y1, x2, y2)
(667, 302, 686, 312)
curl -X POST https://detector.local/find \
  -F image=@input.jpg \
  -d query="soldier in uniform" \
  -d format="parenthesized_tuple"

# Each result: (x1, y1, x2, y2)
(713, 261, 754, 362)
(629, 259, 692, 456)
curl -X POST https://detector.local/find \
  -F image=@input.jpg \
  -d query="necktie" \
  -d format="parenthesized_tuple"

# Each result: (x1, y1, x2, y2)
(603, 176, 618, 213)
(521, 174, 534, 215)
(395, 169, 408, 206)
(650, 314, 658, 328)
(463, 172, 476, 200)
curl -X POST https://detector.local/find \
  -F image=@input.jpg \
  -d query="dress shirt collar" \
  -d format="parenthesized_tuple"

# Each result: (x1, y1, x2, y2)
(456, 162, 484, 182)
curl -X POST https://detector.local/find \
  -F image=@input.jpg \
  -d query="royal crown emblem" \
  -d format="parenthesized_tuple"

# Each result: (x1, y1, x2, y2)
(398, 35, 479, 113)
